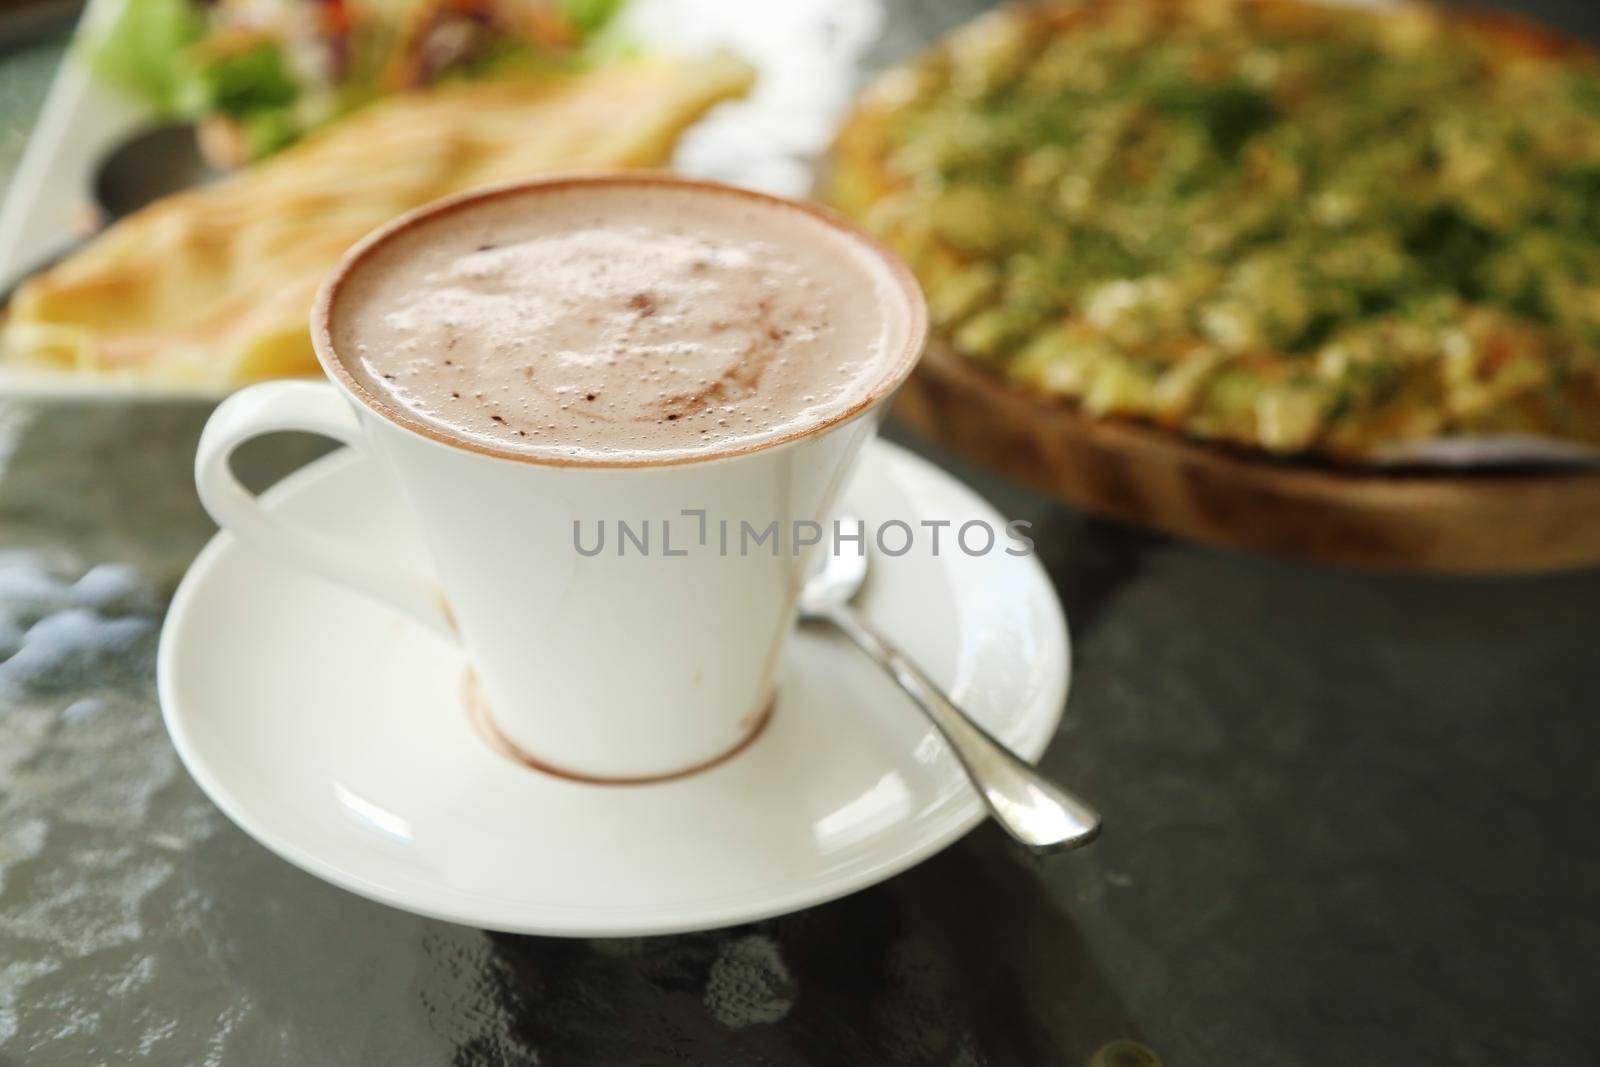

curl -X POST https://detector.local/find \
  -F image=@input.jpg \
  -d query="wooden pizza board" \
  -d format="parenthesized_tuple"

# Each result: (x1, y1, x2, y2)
(892, 340, 1600, 574)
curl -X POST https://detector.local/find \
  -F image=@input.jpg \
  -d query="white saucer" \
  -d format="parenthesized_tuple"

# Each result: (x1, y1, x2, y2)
(158, 441, 1070, 936)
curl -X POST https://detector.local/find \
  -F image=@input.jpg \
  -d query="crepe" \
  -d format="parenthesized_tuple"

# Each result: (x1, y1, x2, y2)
(0, 54, 753, 387)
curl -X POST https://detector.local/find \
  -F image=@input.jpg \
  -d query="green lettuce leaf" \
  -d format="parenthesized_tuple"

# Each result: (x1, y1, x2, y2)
(561, 0, 628, 34)
(84, 0, 205, 111)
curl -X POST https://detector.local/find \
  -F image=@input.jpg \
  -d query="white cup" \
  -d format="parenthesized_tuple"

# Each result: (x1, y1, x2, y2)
(195, 175, 927, 782)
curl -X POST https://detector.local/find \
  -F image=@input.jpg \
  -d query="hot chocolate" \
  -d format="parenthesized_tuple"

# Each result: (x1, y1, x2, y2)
(323, 179, 918, 464)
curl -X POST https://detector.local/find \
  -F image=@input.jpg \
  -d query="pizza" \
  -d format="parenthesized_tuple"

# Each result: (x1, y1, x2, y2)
(824, 0, 1600, 461)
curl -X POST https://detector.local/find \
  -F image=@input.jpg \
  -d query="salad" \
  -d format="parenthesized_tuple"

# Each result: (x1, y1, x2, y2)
(87, 0, 625, 164)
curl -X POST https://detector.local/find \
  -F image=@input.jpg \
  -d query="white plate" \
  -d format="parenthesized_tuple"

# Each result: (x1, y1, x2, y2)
(157, 440, 1070, 935)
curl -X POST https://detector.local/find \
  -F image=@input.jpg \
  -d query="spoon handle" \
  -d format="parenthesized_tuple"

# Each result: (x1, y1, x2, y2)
(822, 606, 1100, 853)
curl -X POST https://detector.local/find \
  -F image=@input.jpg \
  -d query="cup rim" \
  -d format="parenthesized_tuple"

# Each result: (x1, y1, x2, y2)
(310, 172, 929, 470)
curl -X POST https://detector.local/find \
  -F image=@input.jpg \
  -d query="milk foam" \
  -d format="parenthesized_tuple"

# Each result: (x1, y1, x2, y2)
(327, 182, 913, 463)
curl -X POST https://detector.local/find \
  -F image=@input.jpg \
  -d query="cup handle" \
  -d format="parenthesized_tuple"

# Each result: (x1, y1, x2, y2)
(195, 380, 458, 643)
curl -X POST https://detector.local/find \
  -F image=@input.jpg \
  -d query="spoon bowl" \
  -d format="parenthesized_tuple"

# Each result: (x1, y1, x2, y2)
(93, 123, 216, 222)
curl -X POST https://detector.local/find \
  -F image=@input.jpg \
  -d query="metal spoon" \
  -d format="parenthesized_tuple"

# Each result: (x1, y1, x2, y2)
(798, 522, 1101, 853)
